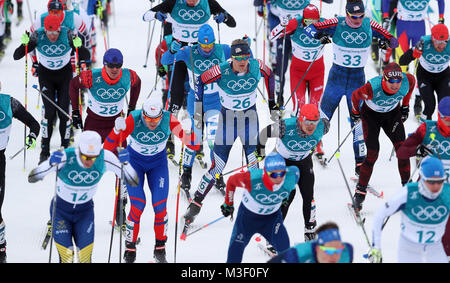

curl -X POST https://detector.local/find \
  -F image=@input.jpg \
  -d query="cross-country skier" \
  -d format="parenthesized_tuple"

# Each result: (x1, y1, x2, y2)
(268, 222, 354, 263)
(303, 0, 398, 177)
(256, 104, 330, 241)
(399, 23, 450, 121)
(350, 62, 414, 211)
(397, 96, 450, 258)
(13, 14, 90, 164)
(103, 94, 199, 263)
(181, 38, 278, 235)
(221, 152, 299, 263)
(27, 130, 139, 263)
(369, 156, 450, 263)
(0, 83, 41, 263)
(382, 0, 446, 120)
(269, 4, 327, 161)
(161, 23, 231, 201)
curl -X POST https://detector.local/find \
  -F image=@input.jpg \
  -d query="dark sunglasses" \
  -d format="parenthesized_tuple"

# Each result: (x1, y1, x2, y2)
(267, 170, 286, 178)
(347, 11, 364, 19)
(106, 63, 123, 69)
(425, 179, 445, 185)
(385, 77, 402, 84)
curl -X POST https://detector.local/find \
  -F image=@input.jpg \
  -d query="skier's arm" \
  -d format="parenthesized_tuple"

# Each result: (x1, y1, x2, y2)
(103, 115, 135, 152)
(304, 17, 338, 39)
(127, 69, 141, 113)
(169, 114, 200, 151)
(269, 18, 298, 41)
(13, 31, 38, 60)
(103, 149, 139, 187)
(401, 74, 415, 107)
(69, 71, 91, 111)
(73, 13, 90, 48)
(372, 188, 407, 250)
(257, 120, 283, 156)
(396, 123, 427, 159)
(437, 0, 445, 22)
(196, 64, 222, 102)
(351, 82, 374, 115)
(208, 0, 237, 27)
(28, 152, 67, 183)
(10, 97, 40, 138)
(381, 0, 392, 17)
(370, 20, 394, 40)
(258, 59, 275, 102)
(143, 0, 175, 21)
(225, 171, 252, 206)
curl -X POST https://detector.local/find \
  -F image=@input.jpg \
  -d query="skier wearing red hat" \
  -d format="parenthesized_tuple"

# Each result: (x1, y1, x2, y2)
(13, 14, 90, 164)
(256, 103, 330, 242)
(399, 23, 450, 121)
(350, 62, 415, 211)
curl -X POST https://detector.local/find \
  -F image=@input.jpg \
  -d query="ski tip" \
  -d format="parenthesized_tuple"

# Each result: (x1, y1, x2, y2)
(180, 233, 187, 241)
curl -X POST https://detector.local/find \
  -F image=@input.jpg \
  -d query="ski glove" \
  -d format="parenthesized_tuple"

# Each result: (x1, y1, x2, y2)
(118, 148, 130, 164)
(21, 32, 30, 45)
(379, 37, 399, 50)
(413, 40, 424, 58)
(319, 34, 331, 45)
(269, 100, 281, 122)
(114, 116, 127, 133)
(170, 40, 181, 54)
(49, 150, 64, 165)
(221, 203, 234, 218)
(73, 36, 82, 49)
(213, 12, 228, 24)
(26, 133, 37, 149)
(155, 11, 167, 22)
(350, 111, 361, 124)
(400, 106, 409, 123)
(80, 70, 93, 88)
(368, 248, 382, 263)
(439, 17, 445, 24)
(31, 62, 39, 77)
(416, 144, 433, 158)
(72, 110, 83, 130)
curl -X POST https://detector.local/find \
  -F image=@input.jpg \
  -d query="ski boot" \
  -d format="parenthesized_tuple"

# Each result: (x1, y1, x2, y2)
(265, 241, 277, 256)
(352, 184, 367, 211)
(413, 96, 422, 121)
(215, 175, 226, 197)
(153, 240, 167, 263)
(17, 1, 23, 22)
(115, 198, 127, 233)
(0, 242, 6, 263)
(180, 166, 192, 202)
(41, 220, 52, 250)
(195, 145, 207, 169)
(166, 138, 178, 166)
(314, 141, 327, 166)
(181, 199, 202, 239)
(304, 222, 317, 242)
(123, 241, 136, 263)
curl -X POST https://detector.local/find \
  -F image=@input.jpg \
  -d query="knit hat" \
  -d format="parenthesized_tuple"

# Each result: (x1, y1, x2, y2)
(346, 0, 365, 14)
(44, 14, 61, 31)
(431, 24, 449, 41)
(103, 48, 123, 65)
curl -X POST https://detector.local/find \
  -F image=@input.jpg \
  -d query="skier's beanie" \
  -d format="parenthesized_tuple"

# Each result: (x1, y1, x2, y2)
(44, 14, 61, 31)
(198, 24, 215, 46)
(383, 62, 403, 80)
(264, 152, 286, 173)
(303, 4, 320, 20)
(79, 130, 102, 156)
(438, 96, 450, 117)
(103, 48, 123, 65)
(143, 94, 163, 119)
(299, 104, 320, 122)
(346, 0, 365, 14)
(47, 0, 64, 12)
(431, 24, 449, 41)
(231, 39, 250, 56)
(420, 156, 445, 181)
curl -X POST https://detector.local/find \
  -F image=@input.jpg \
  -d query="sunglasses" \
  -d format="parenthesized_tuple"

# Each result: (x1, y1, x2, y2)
(433, 38, 448, 45)
(303, 18, 319, 26)
(45, 29, 60, 35)
(385, 77, 402, 84)
(80, 154, 98, 161)
(143, 113, 162, 123)
(106, 63, 123, 69)
(425, 179, 445, 185)
(347, 11, 364, 19)
(303, 119, 320, 126)
(232, 54, 251, 61)
(199, 42, 214, 49)
(267, 170, 286, 179)
(319, 245, 345, 255)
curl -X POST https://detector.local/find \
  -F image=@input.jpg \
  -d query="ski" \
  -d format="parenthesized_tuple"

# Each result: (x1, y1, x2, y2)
(108, 221, 141, 245)
(41, 221, 52, 250)
(195, 155, 207, 169)
(257, 243, 277, 258)
(350, 177, 384, 198)
(347, 203, 366, 225)
(168, 156, 179, 167)
(314, 153, 327, 167)
(179, 221, 191, 241)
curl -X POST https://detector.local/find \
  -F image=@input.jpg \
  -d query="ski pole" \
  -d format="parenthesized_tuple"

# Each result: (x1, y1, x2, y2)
(326, 120, 361, 164)
(117, 147, 126, 263)
(107, 176, 119, 263)
(143, 0, 157, 68)
(154, 21, 165, 92)
(216, 157, 264, 179)
(182, 215, 227, 239)
(24, 42, 28, 171)
(174, 144, 185, 263)
(48, 149, 63, 263)
(277, 17, 289, 108)
(335, 152, 372, 249)
(31, 85, 72, 121)
(9, 145, 27, 160)
(165, 49, 177, 111)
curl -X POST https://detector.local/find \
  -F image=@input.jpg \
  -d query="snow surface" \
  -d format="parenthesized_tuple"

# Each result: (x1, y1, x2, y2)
(0, 0, 446, 263)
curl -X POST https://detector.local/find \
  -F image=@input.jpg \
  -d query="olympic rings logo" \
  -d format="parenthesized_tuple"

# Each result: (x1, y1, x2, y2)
(178, 9, 205, 21)
(96, 88, 127, 100)
(341, 31, 368, 44)
(425, 53, 450, 64)
(297, 33, 320, 45)
(194, 59, 220, 72)
(255, 191, 289, 204)
(374, 96, 402, 106)
(281, 0, 305, 9)
(67, 170, 100, 184)
(226, 78, 257, 91)
(136, 131, 166, 143)
(411, 205, 448, 221)
(41, 44, 67, 56)
(287, 140, 317, 151)
(0, 111, 6, 122)
(403, 0, 428, 11)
